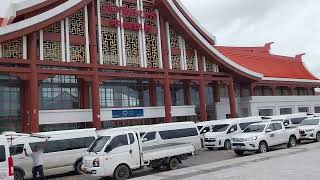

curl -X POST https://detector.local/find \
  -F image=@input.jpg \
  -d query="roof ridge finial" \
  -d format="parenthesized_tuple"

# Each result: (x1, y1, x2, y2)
(295, 53, 306, 61)
(264, 42, 274, 50)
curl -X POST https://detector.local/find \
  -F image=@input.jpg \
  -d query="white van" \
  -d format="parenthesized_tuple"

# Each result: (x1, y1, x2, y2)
(0, 135, 14, 180)
(203, 117, 263, 150)
(8, 129, 97, 180)
(97, 122, 202, 151)
(262, 113, 308, 128)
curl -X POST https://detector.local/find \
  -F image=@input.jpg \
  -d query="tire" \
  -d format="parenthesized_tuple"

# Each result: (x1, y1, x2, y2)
(167, 157, 180, 170)
(207, 147, 214, 151)
(14, 170, 24, 180)
(114, 164, 131, 180)
(75, 160, 83, 174)
(224, 140, 231, 150)
(234, 150, 245, 156)
(288, 136, 297, 148)
(257, 141, 268, 153)
(315, 132, 320, 142)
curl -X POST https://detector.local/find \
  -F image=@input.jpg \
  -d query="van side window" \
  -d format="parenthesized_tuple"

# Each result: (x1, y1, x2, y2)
(129, 133, 135, 144)
(0, 145, 5, 162)
(274, 123, 282, 130)
(105, 134, 128, 152)
(267, 124, 276, 131)
(30, 136, 95, 153)
(10, 144, 24, 156)
(159, 128, 198, 140)
(227, 125, 238, 134)
(140, 132, 156, 141)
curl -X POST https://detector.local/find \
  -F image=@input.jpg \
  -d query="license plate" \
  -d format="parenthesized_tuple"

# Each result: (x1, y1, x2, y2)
(236, 145, 241, 149)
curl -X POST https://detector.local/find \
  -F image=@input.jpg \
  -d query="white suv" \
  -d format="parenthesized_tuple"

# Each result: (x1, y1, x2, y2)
(231, 121, 298, 155)
(298, 117, 320, 142)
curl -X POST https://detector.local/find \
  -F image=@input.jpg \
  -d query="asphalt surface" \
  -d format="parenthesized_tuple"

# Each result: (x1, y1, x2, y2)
(28, 141, 317, 180)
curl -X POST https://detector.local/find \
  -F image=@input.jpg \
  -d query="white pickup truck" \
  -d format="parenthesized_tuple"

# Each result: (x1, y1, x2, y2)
(81, 129, 195, 180)
(298, 117, 320, 142)
(231, 121, 300, 155)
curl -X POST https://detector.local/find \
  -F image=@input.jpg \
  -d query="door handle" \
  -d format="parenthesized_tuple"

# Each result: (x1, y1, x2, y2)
(129, 150, 132, 154)
(270, 133, 275, 137)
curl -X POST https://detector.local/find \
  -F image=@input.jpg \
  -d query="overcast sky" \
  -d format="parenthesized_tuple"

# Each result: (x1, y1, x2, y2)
(1, 0, 320, 76)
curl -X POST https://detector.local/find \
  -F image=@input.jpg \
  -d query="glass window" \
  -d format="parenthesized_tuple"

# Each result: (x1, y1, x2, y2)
(140, 132, 156, 141)
(10, 144, 24, 156)
(283, 120, 290, 126)
(291, 117, 306, 125)
(243, 124, 266, 133)
(298, 107, 309, 113)
(159, 128, 198, 140)
(259, 109, 273, 116)
(199, 126, 210, 134)
(315, 106, 320, 113)
(273, 123, 282, 130)
(0, 145, 6, 162)
(88, 136, 111, 153)
(129, 133, 135, 144)
(239, 122, 261, 130)
(300, 119, 320, 126)
(211, 124, 229, 132)
(280, 108, 292, 115)
(105, 134, 129, 152)
(227, 124, 238, 134)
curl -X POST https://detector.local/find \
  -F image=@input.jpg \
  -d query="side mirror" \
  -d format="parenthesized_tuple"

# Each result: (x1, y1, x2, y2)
(284, 123, 289, 126)
(230, 128, 235, 133)
(142, 138, 148, 142)
(203, 130, 207, 133)
(265, 129, 272, 133)
(105, 145, 112, 153)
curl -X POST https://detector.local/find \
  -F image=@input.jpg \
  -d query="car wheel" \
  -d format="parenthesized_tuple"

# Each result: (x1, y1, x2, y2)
(207, 147, 214, 151)
(14, 170, 24, 180)
(234, 150, 245, 156)
(167, 157, 180, 170)
(258, 141, 268, 153)
(224, 140, 231, 150)
(288, 136, 297, 148)
(75, 160, 83, 174)
(114, 164, 131, 180)
(315, 132, 320, 142)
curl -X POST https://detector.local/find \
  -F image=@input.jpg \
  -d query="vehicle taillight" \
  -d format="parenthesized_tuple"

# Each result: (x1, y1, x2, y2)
(8, 156, 13, 176)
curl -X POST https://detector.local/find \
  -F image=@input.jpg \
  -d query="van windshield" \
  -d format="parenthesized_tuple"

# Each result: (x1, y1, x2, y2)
(0, 145, 6, 162)
(300, 119, 320, 126)
(243, 125, 266, 133)
(211, 124, 229, 132)
(88, 136, 111, 153)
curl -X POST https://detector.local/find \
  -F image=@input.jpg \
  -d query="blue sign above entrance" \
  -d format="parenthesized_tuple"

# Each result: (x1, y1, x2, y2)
(112, 109, 144, 118)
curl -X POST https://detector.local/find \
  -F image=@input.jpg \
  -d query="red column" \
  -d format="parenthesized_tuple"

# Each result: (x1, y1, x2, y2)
(28, 32, 39, 133)
(212, 81, 220, 102)
(227, 80, 237, 118)
(149, 79, 157, 106)
(160, 16, 172, 123)
(198, 57, 207, 122)
(183, 80, 191, 105)
(271, 85, 276, 96)
(88, 2, 101, 129)
(20, 81, 28, 132)
(249, 83, 255, 96)
(80, 79, 90, 109)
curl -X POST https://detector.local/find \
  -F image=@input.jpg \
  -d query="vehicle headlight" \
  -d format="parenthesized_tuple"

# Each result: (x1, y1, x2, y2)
(93, 158, 100, 167)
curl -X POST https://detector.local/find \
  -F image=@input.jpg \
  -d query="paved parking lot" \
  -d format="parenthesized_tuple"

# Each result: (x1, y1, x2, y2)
(30, 142, 318, 180)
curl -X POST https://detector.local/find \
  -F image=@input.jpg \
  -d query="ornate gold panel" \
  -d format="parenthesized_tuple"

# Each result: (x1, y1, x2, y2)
(70, 44, 86, 63)
(100, 0, 117, 19)
(186, 56, 196, 71)
(69, 10, 84, 36)
(101, 26, 119, 65)
(43, 41, 61, 61)
(170, 27, 179, 48)
(125, 31, 140, 67)
(1, 39, 22, 59)
(44, 22, 61, 33)
(145, 34, 159, 68)
(171, 55, 181, 70)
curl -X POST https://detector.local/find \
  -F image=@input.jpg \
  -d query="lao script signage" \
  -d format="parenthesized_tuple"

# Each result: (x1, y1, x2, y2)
(102, 4, 157, 33)
(112, 109, 144, 118)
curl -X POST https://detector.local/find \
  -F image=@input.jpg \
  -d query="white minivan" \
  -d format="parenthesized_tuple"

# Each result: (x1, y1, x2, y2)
(203, 117, 263, 150)
(0, 135, 14, 180)
(8, 129, 97, 180)
(97, 122, 202, 151)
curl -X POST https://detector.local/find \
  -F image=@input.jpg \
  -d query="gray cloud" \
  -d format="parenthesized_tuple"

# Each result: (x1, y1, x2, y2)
(182, 0, 320, 77)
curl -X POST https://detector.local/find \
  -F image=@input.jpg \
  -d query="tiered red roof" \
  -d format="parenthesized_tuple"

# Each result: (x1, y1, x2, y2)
(215, 43, 318, 80)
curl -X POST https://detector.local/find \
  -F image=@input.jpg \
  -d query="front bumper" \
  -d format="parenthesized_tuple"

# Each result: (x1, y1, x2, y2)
(203, 138, 224, 148)
(299, 131, 316, 140)
(231, 141, 259, 151)
(81, 165, 110, 177)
